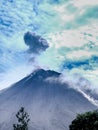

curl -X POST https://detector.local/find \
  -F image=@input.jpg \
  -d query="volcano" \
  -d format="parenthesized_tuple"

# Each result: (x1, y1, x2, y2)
(0, 69, 97, 130)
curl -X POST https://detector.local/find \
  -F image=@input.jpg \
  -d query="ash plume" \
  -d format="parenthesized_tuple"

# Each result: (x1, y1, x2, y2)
(24, 31, 49, 54)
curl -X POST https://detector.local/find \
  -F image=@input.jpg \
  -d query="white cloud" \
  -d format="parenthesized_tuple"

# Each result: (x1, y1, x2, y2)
(48, 30, 86, 48)
(73, 0, 98, 7)
(66, 50, 97, 60)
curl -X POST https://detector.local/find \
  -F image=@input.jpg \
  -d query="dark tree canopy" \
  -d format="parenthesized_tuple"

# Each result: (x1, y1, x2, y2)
(69, 110, 98, 130)
(13, 107, 30, 130)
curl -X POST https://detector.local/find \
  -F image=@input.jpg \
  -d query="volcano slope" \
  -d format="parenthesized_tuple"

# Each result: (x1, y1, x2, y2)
(0, 69, 97, 130)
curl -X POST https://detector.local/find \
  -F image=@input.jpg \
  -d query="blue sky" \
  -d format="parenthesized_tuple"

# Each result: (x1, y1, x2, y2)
(0, 0, 98, 89)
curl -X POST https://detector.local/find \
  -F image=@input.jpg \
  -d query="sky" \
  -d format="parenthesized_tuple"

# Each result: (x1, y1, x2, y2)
(0, 0, 98, 90)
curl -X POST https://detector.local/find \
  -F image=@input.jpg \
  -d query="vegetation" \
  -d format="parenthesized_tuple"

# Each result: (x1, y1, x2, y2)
(69, 110, 98, 130)
(13, 108, 98, 130)
(13, 107, 30, 130)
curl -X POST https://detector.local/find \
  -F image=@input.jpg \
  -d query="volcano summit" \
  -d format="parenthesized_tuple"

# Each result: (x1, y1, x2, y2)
(0, 69, 96, 130)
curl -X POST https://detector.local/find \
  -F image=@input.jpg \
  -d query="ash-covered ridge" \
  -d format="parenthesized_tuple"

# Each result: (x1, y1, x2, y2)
(29, 69, 61, 79)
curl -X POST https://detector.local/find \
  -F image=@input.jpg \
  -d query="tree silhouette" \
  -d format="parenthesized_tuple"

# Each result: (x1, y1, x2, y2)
(69, 110, 98, 130)
(13, 107, 30, 130)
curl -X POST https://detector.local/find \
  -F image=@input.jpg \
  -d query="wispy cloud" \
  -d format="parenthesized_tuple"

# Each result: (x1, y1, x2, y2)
(65, 5, 98, 29)
(0, 0, 98, 89)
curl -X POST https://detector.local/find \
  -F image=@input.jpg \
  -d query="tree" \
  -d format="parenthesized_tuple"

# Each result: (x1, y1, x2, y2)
(69, 110, 98, 130)
(13, 107, 30, 130)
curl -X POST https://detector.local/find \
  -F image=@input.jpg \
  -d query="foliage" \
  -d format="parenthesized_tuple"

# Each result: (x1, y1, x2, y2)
(69, 110, 98, 130)
(13, 107, 30, 130)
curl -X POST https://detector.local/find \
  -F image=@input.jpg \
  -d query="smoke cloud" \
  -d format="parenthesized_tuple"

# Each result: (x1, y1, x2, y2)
(24, 31, 49, 54)
(45, 72, 98, 106)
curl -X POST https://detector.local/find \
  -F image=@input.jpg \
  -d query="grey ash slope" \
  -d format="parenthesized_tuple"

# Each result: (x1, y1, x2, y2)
(0, 69, 97, 130)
